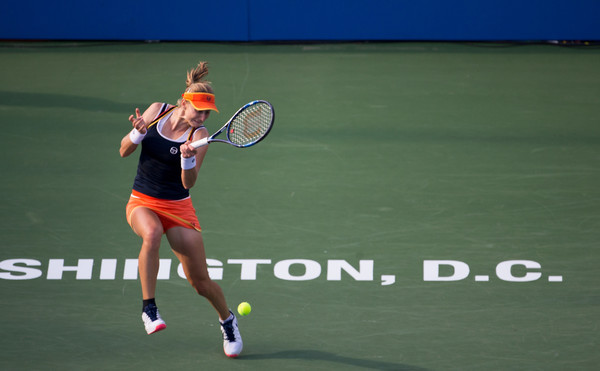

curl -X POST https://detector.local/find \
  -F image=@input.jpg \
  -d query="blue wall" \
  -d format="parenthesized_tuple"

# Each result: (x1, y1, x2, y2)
(2, 0, 599, 41)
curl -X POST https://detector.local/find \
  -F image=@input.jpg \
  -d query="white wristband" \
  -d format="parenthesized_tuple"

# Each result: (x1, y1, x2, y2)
(129, 128, 146, 144)
(181, 155, 196, 170)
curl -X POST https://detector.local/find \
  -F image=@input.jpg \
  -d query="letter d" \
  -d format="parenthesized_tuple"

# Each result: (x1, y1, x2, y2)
(423, 260, 470, 281)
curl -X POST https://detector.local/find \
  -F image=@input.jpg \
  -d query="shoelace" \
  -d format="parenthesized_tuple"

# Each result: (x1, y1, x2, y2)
(221, 319, 236, 341)
(143, 304, 159, 321)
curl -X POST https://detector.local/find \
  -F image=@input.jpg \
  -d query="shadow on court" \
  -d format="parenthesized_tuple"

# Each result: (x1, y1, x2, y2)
(242, 349, 430, 371)
(0, 90, 145, 113)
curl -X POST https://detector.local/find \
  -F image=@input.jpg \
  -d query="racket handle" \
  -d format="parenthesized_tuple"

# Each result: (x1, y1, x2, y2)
(190, 137, 209, 149)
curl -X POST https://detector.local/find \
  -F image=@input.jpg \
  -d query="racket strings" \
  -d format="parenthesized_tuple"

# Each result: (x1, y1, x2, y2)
(228, 103, 272, 146)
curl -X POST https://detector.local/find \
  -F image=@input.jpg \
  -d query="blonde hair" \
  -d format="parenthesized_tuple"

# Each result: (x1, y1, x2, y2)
(178, 61, 214, 105)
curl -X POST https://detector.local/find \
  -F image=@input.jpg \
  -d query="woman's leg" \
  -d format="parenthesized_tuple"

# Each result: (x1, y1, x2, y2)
(166, 226, 243, 357)
(128, 207, 167, 334)
(165, 226, 230, 320)
(129, 207, 164, 300)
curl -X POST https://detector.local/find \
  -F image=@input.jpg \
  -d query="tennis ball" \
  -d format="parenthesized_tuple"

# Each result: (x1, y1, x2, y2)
(237, 302, 251, 316)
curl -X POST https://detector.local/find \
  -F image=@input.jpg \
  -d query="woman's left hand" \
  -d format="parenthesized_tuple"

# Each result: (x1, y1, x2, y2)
(180, 142, 197, 158)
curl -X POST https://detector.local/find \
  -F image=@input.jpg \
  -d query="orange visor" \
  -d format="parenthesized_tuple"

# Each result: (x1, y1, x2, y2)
(182, 92, 219, 112)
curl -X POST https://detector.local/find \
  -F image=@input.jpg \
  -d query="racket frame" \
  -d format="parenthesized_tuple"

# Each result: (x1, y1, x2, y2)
(190, 100, 274, 149)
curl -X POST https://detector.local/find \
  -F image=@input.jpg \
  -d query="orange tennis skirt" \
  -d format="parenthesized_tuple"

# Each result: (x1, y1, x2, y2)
(126, 190, 201, 233)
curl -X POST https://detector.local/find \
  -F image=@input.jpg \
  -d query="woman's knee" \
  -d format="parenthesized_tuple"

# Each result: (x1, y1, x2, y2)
(144, 228, 163, 244)
(139, 229, 163, 255)
(130, 208, 164, 245)
(190, 278, 214, 297)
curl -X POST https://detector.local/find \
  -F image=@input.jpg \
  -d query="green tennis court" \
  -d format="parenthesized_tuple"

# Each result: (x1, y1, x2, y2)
(1, 42, 599, 370)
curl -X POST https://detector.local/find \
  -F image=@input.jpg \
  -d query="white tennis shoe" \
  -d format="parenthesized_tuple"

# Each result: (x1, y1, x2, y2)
(220, 311, 243, 357)
(142, 303, 167, 335)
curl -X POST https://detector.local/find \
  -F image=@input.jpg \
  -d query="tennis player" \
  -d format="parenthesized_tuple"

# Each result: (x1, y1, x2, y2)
(119, 61, 242, 358)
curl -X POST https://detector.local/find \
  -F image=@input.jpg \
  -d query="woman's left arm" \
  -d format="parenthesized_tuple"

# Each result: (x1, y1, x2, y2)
(180, 127, 210, 189)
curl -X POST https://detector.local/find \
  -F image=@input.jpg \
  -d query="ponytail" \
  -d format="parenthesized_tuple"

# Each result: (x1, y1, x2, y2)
(185, 61, 214, 94)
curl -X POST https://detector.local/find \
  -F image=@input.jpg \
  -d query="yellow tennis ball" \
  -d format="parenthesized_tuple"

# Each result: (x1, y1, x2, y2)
(237, 302, 251, 316)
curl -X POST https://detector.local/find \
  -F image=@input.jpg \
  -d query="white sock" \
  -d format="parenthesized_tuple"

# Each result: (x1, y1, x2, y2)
(220, 313, 234, 324)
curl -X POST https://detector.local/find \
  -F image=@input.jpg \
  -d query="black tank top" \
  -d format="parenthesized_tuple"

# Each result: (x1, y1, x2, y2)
(132, 104, 198, 200)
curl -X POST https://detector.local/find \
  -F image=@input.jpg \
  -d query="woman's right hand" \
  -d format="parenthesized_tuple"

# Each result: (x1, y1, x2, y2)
(129, 108, 147, 133)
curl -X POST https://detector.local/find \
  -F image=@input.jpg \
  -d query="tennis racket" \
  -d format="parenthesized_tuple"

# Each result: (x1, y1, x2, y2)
(191, 100, 274, 149)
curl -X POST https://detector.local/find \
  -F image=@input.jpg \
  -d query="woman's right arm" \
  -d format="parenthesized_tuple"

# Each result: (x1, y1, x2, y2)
(119, 104, 161, 158)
